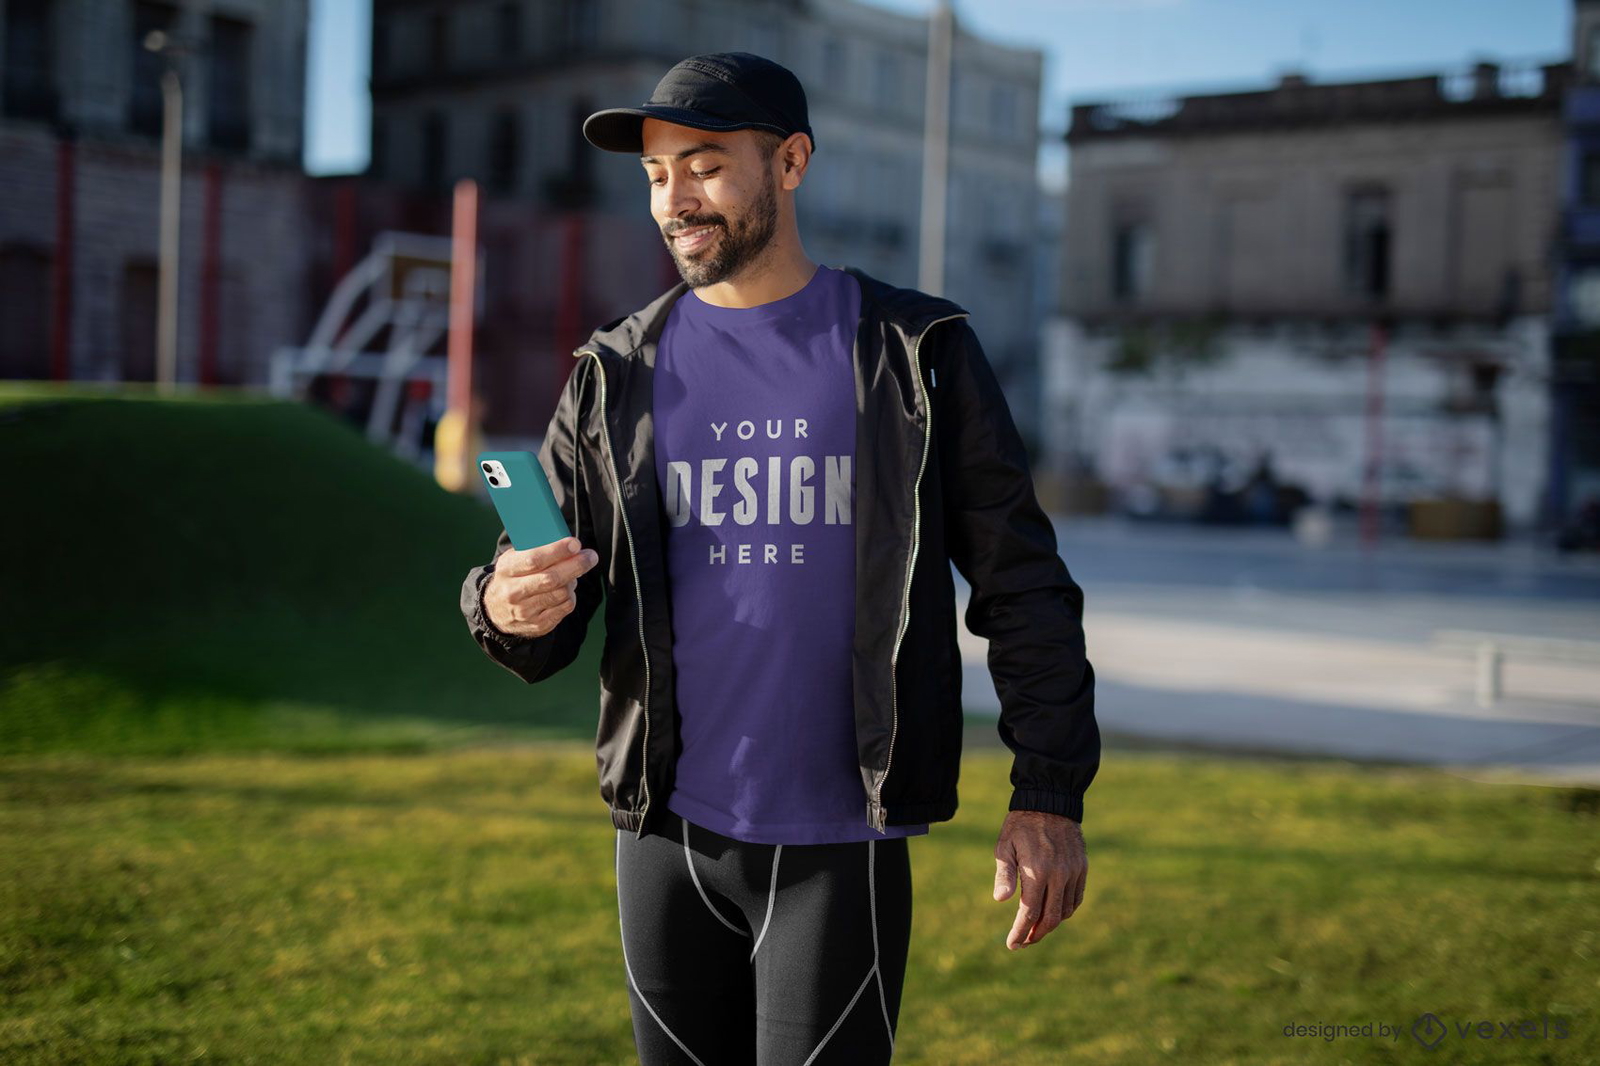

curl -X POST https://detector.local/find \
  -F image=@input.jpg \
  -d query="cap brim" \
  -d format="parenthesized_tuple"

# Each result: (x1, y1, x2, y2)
(582, 105, 790, 154)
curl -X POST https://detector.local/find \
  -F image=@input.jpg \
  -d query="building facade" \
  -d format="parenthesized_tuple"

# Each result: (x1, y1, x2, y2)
(368, 0, 1048, 442)
(0, 0, 314, 386)
(1049, 59, 1568, 532)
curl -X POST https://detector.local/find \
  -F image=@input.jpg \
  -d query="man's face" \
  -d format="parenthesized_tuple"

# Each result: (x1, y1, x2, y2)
(640, 119, 779, 288)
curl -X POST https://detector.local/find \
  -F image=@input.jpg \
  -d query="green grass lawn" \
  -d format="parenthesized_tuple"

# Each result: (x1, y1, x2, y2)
(3, 385, 1597, 1064)
(2, 744, 1596, 1065)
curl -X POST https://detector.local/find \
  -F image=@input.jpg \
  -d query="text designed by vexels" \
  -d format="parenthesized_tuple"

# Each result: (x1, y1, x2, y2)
(1283, 1012, 1570, 1049)
(661, 419, 852, 567)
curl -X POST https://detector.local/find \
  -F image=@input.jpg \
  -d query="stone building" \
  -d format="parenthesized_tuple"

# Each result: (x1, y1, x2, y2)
(1049, 58, 1568, 532)
(0, 0, 314, 386)
(368, 0, 1048, 441)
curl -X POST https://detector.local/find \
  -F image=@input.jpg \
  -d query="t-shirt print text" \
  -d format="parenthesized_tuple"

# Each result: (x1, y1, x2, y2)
(661, 417, 853, 566)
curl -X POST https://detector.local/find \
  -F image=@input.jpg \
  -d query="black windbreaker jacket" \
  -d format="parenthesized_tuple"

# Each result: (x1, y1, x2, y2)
(460, 265, 1099, 839)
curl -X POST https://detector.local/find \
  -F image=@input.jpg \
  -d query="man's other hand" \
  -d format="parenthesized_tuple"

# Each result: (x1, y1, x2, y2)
(484, 536, 600, 638)
(993, 809, 1087, 950)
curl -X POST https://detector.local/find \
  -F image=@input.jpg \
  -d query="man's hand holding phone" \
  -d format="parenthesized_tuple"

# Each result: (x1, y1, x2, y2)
(484, 536, 600, 638)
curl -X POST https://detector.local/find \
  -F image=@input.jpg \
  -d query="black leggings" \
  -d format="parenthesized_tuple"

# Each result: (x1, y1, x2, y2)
(614, 807, 913, 1065)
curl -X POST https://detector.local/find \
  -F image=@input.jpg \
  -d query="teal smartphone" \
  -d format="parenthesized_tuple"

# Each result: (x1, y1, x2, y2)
(477, 450, 573, 551)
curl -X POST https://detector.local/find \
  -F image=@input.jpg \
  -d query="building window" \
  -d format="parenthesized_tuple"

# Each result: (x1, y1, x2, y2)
(208, 15, 252, 151)
(1581, 152, 1600, 206)
(0, 244, 53, 379)
(1343, 187, 1391, 300)
(120, 258, 161, 382)
(875, 50, 901, 110)
(1111, 222, 1153, 303)
(489, 109, 519, 193)
(372, 20, 389, 78)
(429, 11, 449, 72)
(129, 1, 178, 136)
(991, 84, 1017, 136)
(1570, 266, 1600, 326)
(497, 2, 522, 60)
(370, 114, 387, 179)
(748, 14, 780, 60)
(422, 112, 446, 190)
(563, 0, 597, 51)
(822, 37, 845, 92)
(3, 0, 57, 121)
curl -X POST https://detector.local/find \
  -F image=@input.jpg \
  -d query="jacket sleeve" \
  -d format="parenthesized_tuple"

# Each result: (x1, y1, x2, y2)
(460, 359, 604, 685)
(933, 318, 1100, 823)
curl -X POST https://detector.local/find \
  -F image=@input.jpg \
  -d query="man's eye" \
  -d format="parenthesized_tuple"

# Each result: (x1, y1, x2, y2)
(649, 168, 717, 185)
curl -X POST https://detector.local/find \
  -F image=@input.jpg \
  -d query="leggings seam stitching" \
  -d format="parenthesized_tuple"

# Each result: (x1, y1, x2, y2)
(870, 838, 896, 1053)
(618, 831, 711, 1066)
(748, 843, 783, 961)
(800, 962, 879, 1066)
(681, 817, 752, 938)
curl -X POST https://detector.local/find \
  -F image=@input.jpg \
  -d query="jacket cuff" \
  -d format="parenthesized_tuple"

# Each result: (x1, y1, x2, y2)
(1009, 787, 1084, 824)
(475, 568, 532, 652)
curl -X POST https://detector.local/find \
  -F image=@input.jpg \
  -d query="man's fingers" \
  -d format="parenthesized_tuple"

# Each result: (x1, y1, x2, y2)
(502, 548, 599, 610)
(495, 536, 585, 577)
(993, 849, 1017, 902)
(1024, 875, 1069, 946)
(528, 601, 575, 630)
(1006, 865, 1044, 950)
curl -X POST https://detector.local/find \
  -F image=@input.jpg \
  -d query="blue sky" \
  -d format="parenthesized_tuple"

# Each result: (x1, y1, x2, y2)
(304, 0, 1571, 188)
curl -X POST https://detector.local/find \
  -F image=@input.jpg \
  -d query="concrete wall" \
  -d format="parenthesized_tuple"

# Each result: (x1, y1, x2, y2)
(1063, 113, 1562, 321)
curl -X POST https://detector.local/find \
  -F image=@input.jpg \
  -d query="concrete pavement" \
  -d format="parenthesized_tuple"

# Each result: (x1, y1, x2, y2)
(955, 513, 1600, 787)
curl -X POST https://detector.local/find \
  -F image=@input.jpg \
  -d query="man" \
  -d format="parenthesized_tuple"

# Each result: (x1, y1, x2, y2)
(459, 52, 1098, 1065)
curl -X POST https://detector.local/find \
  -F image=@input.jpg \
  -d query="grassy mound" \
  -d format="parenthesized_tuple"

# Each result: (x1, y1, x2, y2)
(0, 383, 604, 755)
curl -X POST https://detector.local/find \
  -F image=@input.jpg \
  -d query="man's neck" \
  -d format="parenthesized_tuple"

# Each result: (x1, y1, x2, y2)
(693, 252, 819, 309)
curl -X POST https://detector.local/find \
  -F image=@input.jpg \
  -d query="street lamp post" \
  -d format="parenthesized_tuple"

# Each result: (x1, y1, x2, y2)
(144, 30, 188, 395)
(919, 0, 954, 298)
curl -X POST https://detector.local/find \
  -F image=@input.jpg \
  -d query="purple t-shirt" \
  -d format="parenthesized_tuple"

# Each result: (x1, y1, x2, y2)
(653, 265, 929, 845)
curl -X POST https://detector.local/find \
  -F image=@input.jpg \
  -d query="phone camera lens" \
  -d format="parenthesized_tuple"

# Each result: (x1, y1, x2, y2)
(481, 462, 493, 471)
(488, 476, 500, 487)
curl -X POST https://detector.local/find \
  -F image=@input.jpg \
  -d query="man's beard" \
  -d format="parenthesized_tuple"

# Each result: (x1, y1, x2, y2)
(664, 178, 779, 288)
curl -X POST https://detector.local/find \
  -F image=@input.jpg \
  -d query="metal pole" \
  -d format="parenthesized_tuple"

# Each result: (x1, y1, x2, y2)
(919, 0, 954, 297)
(448, 178, 479, 427)
(434, 179, 482, 494)
(156, 66, 183, 394)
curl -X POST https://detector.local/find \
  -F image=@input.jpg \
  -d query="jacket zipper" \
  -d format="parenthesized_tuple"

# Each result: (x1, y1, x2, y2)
(872, 311, 971, 833)
(578, 348, 653, 838)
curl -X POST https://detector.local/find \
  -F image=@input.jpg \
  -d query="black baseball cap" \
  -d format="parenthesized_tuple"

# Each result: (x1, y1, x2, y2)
(582, 51, 814, 156)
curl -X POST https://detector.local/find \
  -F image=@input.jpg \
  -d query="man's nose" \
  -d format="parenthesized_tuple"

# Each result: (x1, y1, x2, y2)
(661, 174, 700, 218)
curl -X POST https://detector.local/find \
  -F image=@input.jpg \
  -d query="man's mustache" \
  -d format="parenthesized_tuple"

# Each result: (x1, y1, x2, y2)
(665, 219, 725, 237)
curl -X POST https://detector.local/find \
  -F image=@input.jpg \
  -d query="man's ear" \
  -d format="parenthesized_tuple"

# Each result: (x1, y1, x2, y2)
(779, 133, 809, 189)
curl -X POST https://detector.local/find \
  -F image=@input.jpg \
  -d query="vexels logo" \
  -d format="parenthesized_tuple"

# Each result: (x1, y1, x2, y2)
(1411, 1011, 1570, 1049)
(1411, 1013, 1447, 1049)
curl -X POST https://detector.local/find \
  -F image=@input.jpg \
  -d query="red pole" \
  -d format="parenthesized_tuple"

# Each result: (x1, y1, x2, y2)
(198, 160, 222, 387)
(448, 179, 480, 429)
(1359, 321, 1388, 550)
(50, 134, 76, 382)
(333, 177, 358, 289)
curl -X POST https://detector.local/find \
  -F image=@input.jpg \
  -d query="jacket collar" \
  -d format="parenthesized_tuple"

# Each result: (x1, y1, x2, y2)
(573, 264, 969, 361)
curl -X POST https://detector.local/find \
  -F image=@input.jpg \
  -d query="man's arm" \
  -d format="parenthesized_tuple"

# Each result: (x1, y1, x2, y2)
(460, 361, 603, 684)
(933, 319, 1100, 823)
